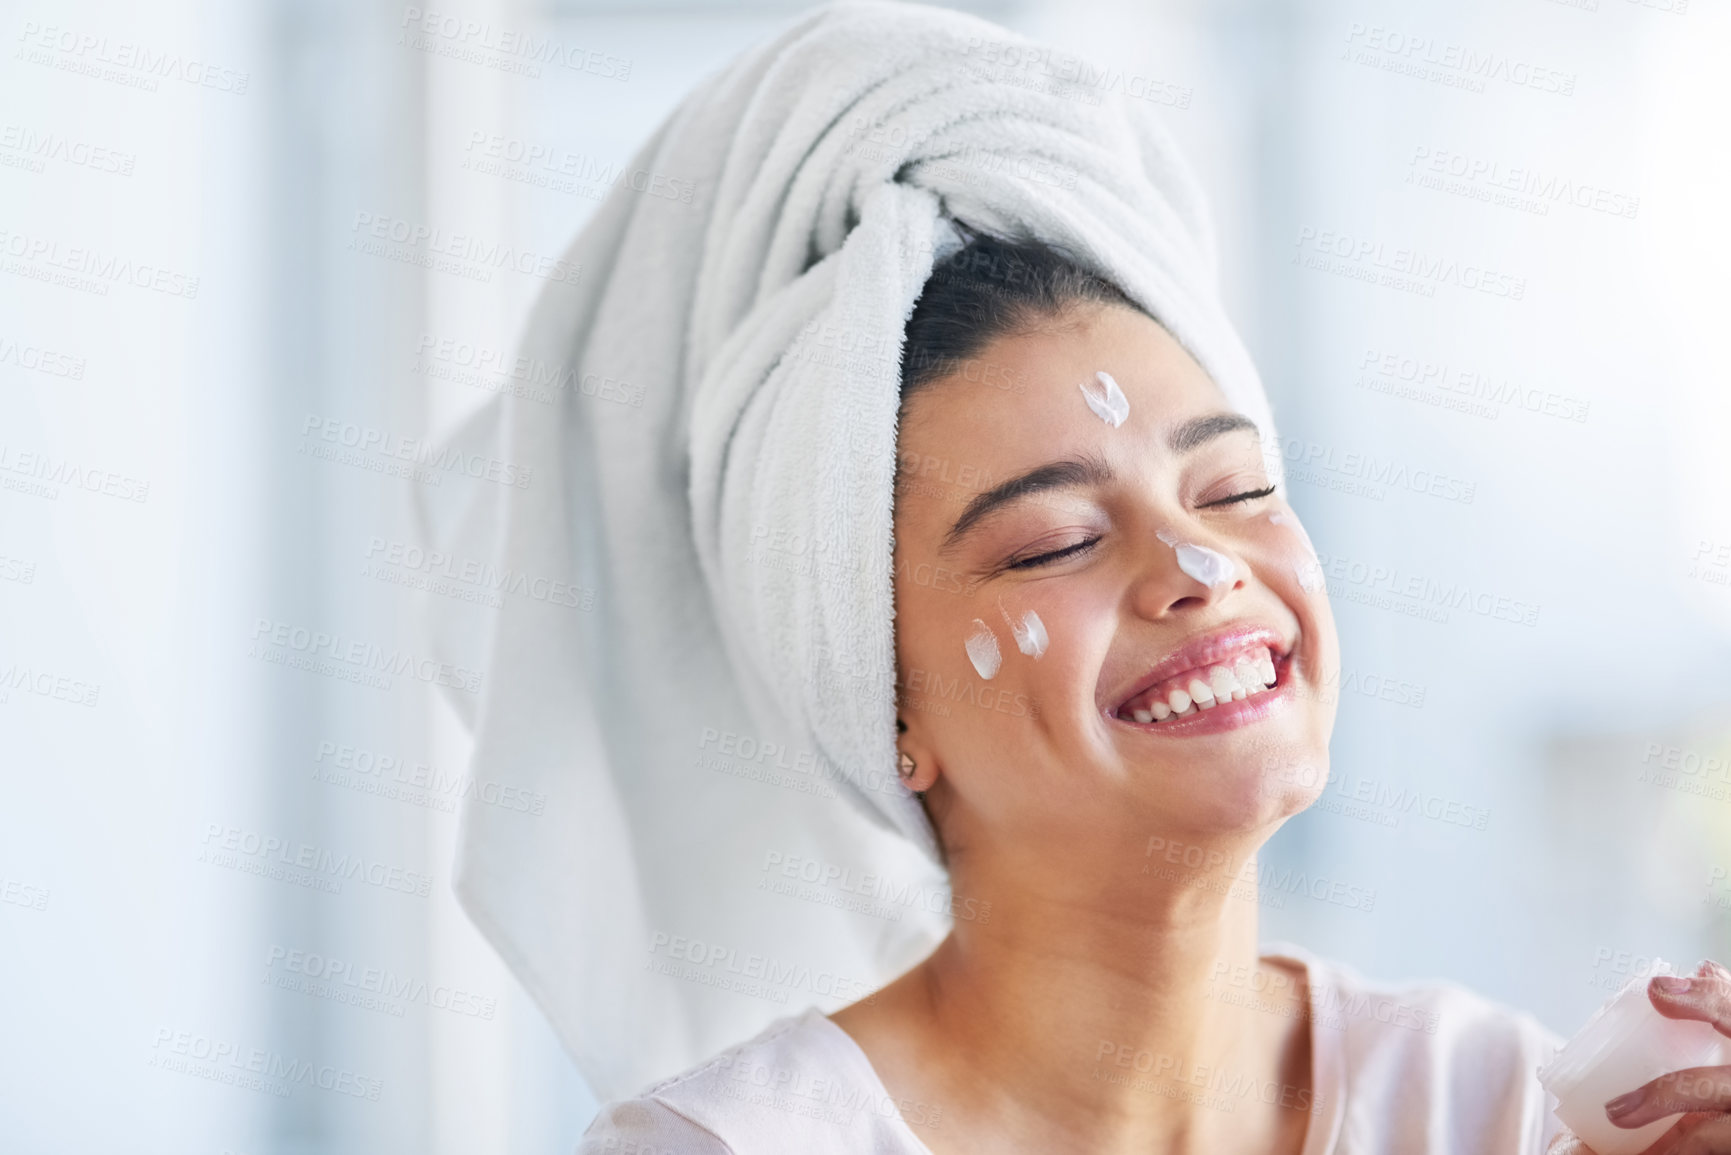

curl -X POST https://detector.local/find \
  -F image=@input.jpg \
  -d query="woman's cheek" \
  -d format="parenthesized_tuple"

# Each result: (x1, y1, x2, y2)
(1001, 583, 1120, 721)
(1256, 512, 1341, 702)
(992, 599, 1050, 661)
(1263, 510, 1327, 596)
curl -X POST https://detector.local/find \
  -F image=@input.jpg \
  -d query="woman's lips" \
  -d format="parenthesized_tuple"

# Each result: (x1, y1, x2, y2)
(1111, 651, 1295, 737)
(1106, 624, 1291, 717)
(1117, 645, 1279, 722)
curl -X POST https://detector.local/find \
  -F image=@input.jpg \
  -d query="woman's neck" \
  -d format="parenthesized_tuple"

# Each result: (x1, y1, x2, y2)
(831, 838, 1314, 1155)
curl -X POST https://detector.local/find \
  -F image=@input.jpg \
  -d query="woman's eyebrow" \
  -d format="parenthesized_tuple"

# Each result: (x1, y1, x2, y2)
(940, 453, 1114, 554)
(1168, 411, 1260, 453)
(935, 414, 1260, 555)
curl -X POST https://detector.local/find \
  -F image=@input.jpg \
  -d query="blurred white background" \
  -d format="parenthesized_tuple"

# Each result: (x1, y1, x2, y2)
(3, 0, 1729, 1150)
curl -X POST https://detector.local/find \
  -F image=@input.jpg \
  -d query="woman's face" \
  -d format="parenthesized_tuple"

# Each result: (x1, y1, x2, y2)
(892, 302, 1339, 858)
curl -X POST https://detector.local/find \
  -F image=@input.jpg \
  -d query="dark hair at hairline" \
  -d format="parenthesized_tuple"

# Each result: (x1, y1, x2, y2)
(895, 225, 1141, 867)
(899, 222, 1142, 402)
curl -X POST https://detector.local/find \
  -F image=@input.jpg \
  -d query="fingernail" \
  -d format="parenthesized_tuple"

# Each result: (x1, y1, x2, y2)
(1653, 976, 1693, 995)
(1605, 1089, 1645, 1119)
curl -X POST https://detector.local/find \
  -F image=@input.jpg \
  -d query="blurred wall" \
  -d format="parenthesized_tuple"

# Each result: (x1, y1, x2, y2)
(1, 0, 1727, 1150)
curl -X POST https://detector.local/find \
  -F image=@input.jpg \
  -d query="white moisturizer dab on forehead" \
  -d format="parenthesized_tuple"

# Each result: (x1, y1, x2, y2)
(999, 605, 1048, 658)
(965, 619, 1002, 679)
(1079, 370, 1130, 427)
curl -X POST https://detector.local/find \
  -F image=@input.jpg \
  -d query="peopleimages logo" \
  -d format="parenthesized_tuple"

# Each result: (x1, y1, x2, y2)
(0, 873, 50, 912)
(313, 739, 548, 816)
(301, 413, 533, 488)
(0, 658, 100, 706)
(0, 123, 136, 176)
(1293, 226, 1526, 301)
(0, 333, 85, 378)
(697, 726, 916, 801)
(348, 211, 581, 286)
(398, 7, 631, 81)
(199, 822, 435, 898)
(248, 617, 484, 694)
(1406, 145, 1639, 220)
(15, 22, 251, 94)
(1355, 347, 1591, 424)
(1311, 551, 1541, 628)
(646, 931, 879, 1005)
(758, 850, 991, 924)
(0, 442, 149, 503)
(265, 945, 498, 1020)
(1276, 437, 1476, 505)
(148, 1028, 382, 1101)
(1325, 774, 1491, 831)
(461, 131, 694, 204)
(1091, 1041, 1327, 1114)
(363, 536, 592, 611)
(414, 333, 643, 408)
(1708, 867, 1731, 914)
(1341, 22, 1577, 97)
(0, 226, 200, 298)
(1638, 741, 1731, 805)
(955, 35, 1194, 109)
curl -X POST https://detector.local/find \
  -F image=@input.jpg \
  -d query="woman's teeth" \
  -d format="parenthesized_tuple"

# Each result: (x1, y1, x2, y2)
(1123, 648, 1278, 724)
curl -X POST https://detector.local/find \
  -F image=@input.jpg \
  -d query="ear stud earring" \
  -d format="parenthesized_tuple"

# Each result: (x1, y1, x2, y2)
(897, 751, 917, 779)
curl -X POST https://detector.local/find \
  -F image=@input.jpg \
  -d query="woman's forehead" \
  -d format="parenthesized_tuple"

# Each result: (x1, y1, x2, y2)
(897, 308, 1231, 465)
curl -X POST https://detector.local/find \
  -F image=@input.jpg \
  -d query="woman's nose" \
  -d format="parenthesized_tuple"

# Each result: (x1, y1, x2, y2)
(1129, 531, 1247, 619)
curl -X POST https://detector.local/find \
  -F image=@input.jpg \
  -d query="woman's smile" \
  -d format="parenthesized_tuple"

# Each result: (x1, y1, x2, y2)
(1103, 621, 1298, 738)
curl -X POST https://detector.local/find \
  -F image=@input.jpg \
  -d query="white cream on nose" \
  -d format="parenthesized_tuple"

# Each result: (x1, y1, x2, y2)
(1155, 527, 1237, 587)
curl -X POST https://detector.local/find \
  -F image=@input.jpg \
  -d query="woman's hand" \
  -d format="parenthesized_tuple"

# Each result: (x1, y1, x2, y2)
(1548, 961, 1731, 1154)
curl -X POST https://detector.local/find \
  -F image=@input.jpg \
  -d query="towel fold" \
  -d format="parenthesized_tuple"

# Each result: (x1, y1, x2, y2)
(418, 0, 1279, 1099)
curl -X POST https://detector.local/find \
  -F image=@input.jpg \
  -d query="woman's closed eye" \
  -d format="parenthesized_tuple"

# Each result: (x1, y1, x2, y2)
(999, 484, 1275, 570)
(1005, 536, 1102, 570)
(1198, 483, 1277, 508)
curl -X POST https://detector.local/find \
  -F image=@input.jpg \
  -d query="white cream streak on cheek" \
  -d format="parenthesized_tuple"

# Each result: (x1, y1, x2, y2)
(1268, 512, 1316, 555)
(965, 619, 1002, 679)
(1269, 512, 1326, 592)
(1078, 370, 1130, 427)
(999, 604, 1049, 658)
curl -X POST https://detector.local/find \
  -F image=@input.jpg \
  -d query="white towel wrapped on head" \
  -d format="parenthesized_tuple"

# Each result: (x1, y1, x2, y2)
(418, 0, 1280, 1101)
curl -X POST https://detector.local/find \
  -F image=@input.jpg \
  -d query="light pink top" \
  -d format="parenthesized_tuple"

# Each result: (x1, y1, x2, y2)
(578, 941, 1567, 1154)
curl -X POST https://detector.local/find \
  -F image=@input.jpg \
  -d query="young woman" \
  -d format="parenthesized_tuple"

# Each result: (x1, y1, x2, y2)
(575, 231, 1731, 1153)
(423, 2, 1731, 1149)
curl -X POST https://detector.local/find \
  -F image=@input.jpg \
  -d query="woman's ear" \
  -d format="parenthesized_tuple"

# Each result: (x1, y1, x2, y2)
(894, 714, 942, 794)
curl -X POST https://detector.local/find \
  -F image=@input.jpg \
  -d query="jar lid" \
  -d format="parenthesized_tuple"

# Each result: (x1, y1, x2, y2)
(1537, 960, 1676, 1096)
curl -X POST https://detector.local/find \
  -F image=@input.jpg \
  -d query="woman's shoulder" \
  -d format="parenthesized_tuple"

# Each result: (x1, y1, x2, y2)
(578, 1005, 931, 1155)
(1291, 943, 1562, 1061)
(1265, 941, 1566, 1153)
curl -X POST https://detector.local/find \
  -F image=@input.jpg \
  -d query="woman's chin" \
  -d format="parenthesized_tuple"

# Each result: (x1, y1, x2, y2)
(1117, 708, 1327, 773)
(1134, 747, 1330, 834)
